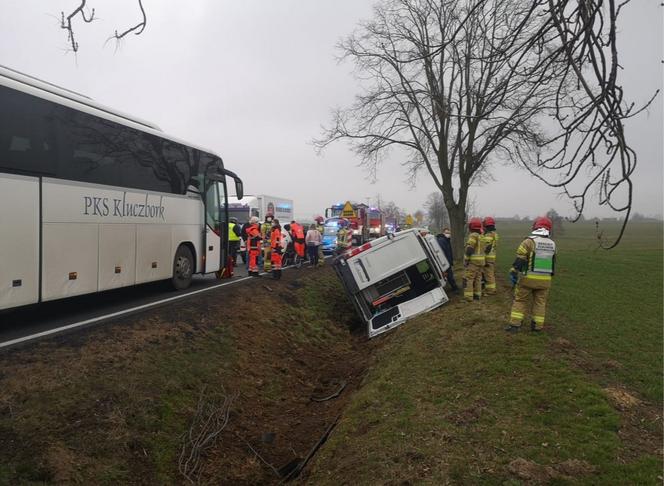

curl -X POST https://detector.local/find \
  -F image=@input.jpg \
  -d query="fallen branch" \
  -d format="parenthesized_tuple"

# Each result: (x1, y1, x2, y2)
(178, 387, 238, 484)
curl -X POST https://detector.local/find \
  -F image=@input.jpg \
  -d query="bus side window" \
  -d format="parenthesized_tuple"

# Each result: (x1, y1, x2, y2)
(0, 85, 57, 175)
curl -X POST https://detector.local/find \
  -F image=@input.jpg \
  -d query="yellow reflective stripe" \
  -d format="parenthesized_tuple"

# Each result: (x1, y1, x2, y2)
(485, 255, 496, 261)
(485, 283, 496, 289)
(533, 315, 545, 324)
(510, 311, 524, 319)
(470, 256, 485, 262)
(524, 274, 552, 281)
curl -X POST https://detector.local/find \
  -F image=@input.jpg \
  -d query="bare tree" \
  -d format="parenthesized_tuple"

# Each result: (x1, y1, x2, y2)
(316, 0, 657, 255)
(414, 209, 425, 225)
(517, 0, 658, 249)
(381, 200, 404, 228)
(545, 208, 565, 236)
(60, 0, 147, 53)
(424, 191, 449, 231)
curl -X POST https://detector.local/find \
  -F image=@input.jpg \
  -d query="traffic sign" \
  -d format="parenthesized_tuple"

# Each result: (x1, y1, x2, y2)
(341, 201, 356, 218)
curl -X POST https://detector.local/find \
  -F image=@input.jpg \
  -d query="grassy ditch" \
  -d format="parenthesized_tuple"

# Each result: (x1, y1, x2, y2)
(0, 267, 373, 484)
(305, 222, 662, 484)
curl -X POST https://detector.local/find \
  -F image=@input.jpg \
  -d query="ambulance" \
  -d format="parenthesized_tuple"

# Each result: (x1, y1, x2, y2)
(333, 229, 450, 338)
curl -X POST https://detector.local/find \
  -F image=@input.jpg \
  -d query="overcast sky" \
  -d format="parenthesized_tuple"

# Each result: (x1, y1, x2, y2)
(1, 0, 661, 220)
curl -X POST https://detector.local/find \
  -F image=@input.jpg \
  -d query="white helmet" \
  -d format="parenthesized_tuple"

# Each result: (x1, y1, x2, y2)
(250, 216, 259, 224)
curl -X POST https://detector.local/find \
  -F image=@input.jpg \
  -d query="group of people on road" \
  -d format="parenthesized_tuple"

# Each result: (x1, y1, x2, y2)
(227, 215, 328, 279)
(437, 216, 557, 333)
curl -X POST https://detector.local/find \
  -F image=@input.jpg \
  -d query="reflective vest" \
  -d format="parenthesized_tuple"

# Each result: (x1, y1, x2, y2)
(292, 223, 305, 243)
(246, 224, 261, 250)
(228, 223, 240, 242)
(528, 236, 556, 277)
(465, 232, 485, 265)
(482, 230, 498, 262)
(270, 227, 283, 250)
(261, 222, 272, 246)
(337, 228, 351, 248)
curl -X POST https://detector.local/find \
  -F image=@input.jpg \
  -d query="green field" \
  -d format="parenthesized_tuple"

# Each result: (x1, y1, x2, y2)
(306, 221, 663, 484)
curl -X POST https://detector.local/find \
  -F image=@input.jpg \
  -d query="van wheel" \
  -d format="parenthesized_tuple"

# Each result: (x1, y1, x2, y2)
(172, 245, 194, 290)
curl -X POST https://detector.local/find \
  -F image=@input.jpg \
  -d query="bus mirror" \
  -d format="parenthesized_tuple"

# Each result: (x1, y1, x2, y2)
(233, 178, 244, 200)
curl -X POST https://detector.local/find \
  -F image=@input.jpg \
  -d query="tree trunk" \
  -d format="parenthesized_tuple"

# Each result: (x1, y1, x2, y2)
(446, 204, 466, 264)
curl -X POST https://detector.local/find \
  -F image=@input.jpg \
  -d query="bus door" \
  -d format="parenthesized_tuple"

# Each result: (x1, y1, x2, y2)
(203, 181, 222, 273)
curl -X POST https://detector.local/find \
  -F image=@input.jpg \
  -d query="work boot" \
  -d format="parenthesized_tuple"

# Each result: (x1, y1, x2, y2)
(530, 321, 543, 333)
(272, 270, 278, 280)
(473, 295, 481, 301)
(504, 325, 520, 334)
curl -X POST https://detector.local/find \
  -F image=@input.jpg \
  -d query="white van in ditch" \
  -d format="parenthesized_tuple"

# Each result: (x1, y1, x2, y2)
(333, 228, 450, 338)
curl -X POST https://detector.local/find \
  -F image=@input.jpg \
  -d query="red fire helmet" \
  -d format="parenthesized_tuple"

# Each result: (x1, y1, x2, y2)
(532, 216, 553, 232)
(468, 217, 483, 232)
(482, 216, 495, 227)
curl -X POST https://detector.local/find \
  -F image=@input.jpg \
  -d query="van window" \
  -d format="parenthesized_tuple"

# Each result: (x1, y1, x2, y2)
(361, 259, 439, 316)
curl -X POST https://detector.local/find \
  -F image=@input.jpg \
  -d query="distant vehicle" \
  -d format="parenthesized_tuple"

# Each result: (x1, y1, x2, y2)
(367, 207, 386, 239)
(325, 202, 386, 245)
(226, 195, 294, 261)
(226, 194, 293, 225)
(0, 65, 244, 311)
(321, 217, 351, 254)
(333, 229, 450, 338)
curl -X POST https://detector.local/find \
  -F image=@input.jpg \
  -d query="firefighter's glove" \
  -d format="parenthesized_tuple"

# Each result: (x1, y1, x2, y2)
(509, 268, 519, 286)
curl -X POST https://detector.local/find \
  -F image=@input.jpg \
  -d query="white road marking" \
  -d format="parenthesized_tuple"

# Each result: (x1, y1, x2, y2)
(0, 255, 332, 349)
(0, 276, 252, 349)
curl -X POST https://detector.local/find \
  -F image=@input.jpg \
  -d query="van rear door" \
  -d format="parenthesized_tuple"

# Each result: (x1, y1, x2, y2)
(346, 232, 427, 290)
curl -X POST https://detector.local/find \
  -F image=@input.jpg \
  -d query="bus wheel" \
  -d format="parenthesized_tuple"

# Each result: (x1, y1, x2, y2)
(172, 245, 194, 290)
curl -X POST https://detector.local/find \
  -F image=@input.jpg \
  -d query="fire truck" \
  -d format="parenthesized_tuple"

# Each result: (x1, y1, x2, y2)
(325, 201, 386, 245)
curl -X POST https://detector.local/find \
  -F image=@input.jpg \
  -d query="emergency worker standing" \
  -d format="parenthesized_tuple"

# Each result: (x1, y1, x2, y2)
(506, 216, 556, 333)
(481, 217, 499, 295)
(228, 217, 241, 265)
(463, 217, 485, 302)
(315, 216, 325, 266)
(270, 219, 283, 279)
(335, 220, 352, 255)
(290, 220, 306, 264)
(261, 214, 274, 272)
(246, 216, 262, 277)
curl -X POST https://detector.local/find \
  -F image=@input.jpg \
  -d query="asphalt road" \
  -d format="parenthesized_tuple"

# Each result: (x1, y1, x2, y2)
(0, 264, 254, 350)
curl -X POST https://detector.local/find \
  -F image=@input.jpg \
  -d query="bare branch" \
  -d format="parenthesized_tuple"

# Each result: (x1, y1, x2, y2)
(60, 0, 147, 53)
(315, 0, 657, 249)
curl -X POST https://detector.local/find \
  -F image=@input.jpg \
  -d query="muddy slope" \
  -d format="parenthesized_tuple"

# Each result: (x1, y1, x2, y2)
(0, 267, 377, 484)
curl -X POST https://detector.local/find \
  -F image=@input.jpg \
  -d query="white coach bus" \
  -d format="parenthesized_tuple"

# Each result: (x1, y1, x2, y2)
(0, 65, 244, 311)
